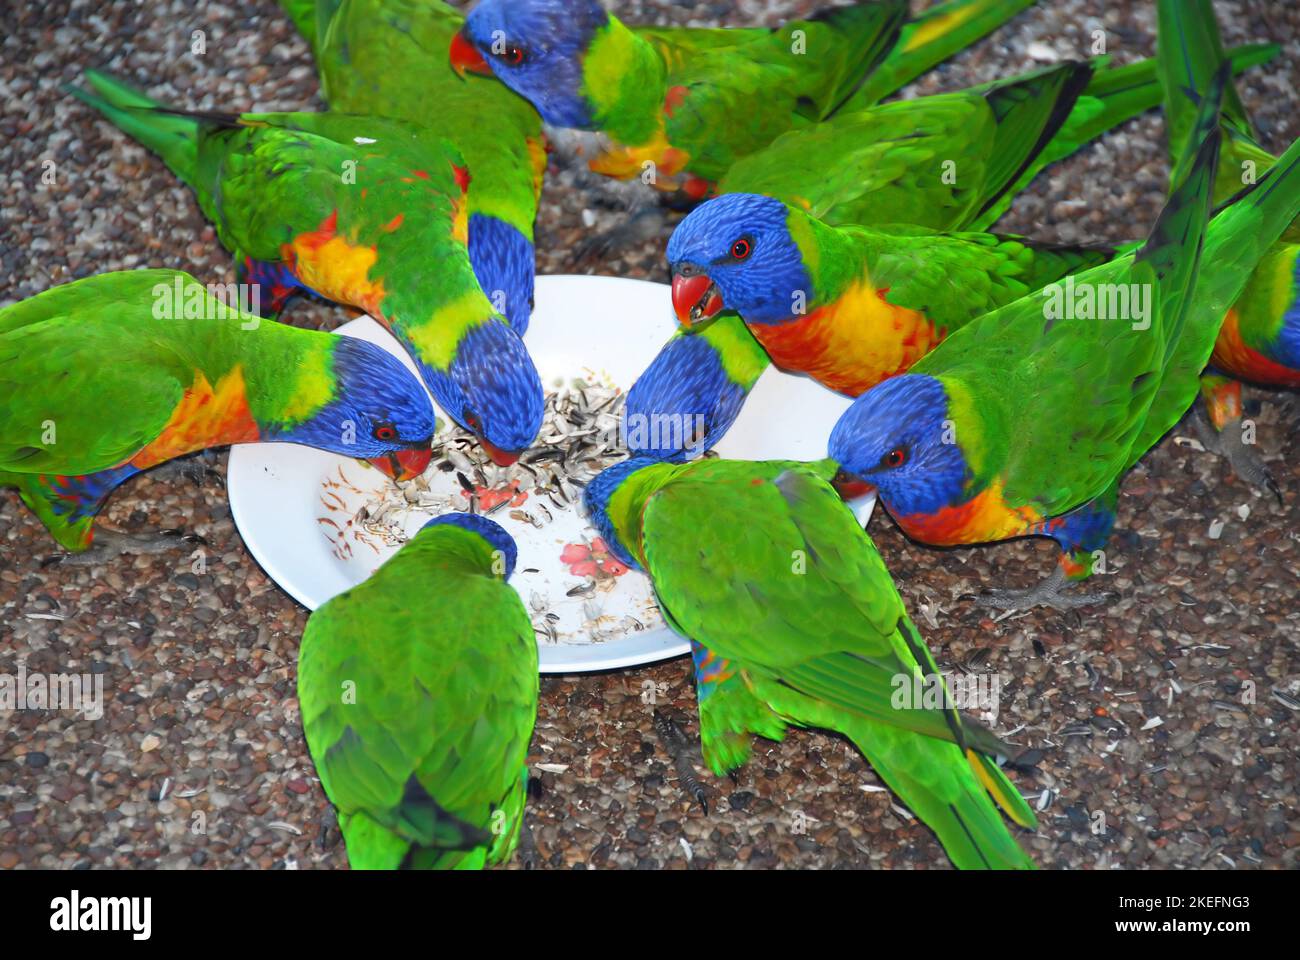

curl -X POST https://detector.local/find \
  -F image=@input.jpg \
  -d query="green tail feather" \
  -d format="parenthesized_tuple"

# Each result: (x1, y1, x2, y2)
(847, 722, 1035, 870)
(970, 42, 1277, 230)
(66, 69, 200, 188)
(1137, 65, 1224, 366)
(1159, 0, 1258, 170)
(970, 750, 1038, 830)
(277, 0, 345, 56)
(807, 1, 908, 120)
(277, 0, 322, 48)
(847, 0, 1038, 111)
(973, 61, 1095, 222)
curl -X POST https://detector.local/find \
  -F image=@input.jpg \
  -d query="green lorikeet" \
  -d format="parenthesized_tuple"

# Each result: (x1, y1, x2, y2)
(298, 513, 538, 869)
(1158, 0, 1299, 499)
(281, 0, 546, 334)
(829, 65, 1300, 611)
(584, 456, 1037, 870)
(68, 74, 544, 465)
(451, 0, 910, 196)
(0, 270, 436, 553)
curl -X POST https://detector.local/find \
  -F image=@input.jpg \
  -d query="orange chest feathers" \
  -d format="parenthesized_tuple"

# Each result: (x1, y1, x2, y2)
(1211, 307, 1300, 388)
(747, 281, 944, 397)
(129, 368, 260, 470)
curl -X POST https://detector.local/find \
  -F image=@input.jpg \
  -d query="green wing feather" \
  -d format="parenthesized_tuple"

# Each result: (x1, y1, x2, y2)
(844, 0, 1038, 110)
(721, 87, 1011, 230)
(851, 226, 1113, 326)
(298, 524, 538, 869)
(0, 271, 190, 474)
(968, 41, 1277, 230)
(69, 72, 494, 356)
(309, 0, 544, 239)
(637, 459, 1034, 868)
(642, 2, 905, 180)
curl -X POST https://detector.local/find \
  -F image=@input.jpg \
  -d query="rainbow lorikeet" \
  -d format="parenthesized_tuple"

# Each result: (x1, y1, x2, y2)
(451, 0, 909, 197)
(665, 30, 1278, 396)
(627, 45, 1277, 463)
(298, 513, 538, 869)
(1158, 0, 1298, 499)
(68, 74, 544, 465)
(0, 270, 436, 554)
(451, 0, 1048, 199)
(829, 67, 1300, 612)
(668, 192, 1115, 397)
(280, 0, 546, 335)
(584, 456, 1037, 870)
(626, 59, 1094, 461)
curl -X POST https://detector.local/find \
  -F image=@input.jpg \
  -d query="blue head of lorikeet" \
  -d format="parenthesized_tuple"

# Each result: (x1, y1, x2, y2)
(624, 330, 742, 461)
(418, 319, 545, 466)
(267, 336, 437, 479)
(666, 193, 812, 326)
(420, 512, 519, 579)
(828, 373, 969, 517)
(453, 0, 608, 129)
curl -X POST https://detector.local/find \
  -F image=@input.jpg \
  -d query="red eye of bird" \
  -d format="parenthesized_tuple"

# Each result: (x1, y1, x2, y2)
(882, 447, 907, 469)
(500, 44, 525, 65)
(464, 410, 483, 432)
(373, 424, 398, 442)
(730, 238, 752, 260)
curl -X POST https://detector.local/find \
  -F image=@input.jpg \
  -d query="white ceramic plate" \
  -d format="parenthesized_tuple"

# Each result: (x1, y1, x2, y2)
(228, 275, 874, 673)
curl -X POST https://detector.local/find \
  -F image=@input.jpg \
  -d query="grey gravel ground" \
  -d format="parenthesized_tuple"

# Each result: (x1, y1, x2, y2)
(1, 0, 1298, 870)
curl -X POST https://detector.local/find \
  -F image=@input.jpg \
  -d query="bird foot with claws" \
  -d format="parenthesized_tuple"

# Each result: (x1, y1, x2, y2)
(516, 818, 542, 870)
(568, 206, 668, 267)
(962, 565, 1117, 613)
(57, 528, 204, 566)
(1192, 411, 1282, 504)
(652, 708, 710, 815)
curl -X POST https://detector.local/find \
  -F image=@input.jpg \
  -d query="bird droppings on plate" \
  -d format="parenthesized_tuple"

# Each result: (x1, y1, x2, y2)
(317, 375, 665, 647)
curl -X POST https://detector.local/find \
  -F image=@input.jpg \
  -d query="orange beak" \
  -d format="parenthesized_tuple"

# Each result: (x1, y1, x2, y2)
(450, 30, 492, 77)
(478, 436, 522, 467)
(830, 468, 874, 501)
(370, 446, 433, 482)
(672, 272, 724, 327)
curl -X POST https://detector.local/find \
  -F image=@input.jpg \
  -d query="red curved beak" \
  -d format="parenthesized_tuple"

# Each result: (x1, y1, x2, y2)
(479, 436, 522, 467)
(672, 272, 724, 327)
(370, 446, 433, 483)
(450, 30, 491, 77)
(830, 469, 874, 501)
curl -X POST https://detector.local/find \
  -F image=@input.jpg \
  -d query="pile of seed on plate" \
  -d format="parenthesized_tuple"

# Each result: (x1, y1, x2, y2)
(357, 377, 628, 544)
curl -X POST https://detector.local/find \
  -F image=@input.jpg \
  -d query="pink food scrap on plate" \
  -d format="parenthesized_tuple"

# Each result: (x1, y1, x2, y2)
(561, 538, 629, 579)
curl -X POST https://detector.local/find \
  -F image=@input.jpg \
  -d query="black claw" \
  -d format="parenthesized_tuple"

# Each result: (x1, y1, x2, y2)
(1267, 475, 1283, 506)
